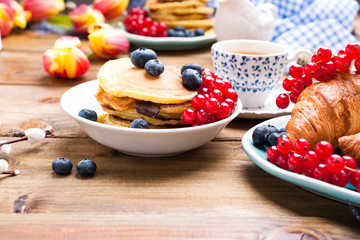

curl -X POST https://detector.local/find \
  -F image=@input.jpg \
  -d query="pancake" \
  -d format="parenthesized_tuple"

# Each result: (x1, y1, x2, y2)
(96, 57, 197, 127)
(95, 87, 191, 126)
(97, 58, 197, 104)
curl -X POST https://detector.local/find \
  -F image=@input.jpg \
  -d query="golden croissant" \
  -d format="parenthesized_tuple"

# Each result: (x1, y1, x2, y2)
(286, 71, 360, 149)
(338, 133, 360, 164)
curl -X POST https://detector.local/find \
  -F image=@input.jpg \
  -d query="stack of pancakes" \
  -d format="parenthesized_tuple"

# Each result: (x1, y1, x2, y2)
(95, 58, 197, 128)
(146, 0, 215, 30)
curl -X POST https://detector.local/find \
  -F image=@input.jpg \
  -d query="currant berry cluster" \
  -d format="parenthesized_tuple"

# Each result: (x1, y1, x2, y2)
(124, 7, 167, 37)
(182, 68, 238, 126)
(276, 43, 360, 109)
(265, 135, 360, 191)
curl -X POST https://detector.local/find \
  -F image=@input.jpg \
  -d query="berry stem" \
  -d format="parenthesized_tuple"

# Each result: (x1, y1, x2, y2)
(2, 169, 20, 176)
(0, 136, 28, 147)
(345, 166, 359, 173)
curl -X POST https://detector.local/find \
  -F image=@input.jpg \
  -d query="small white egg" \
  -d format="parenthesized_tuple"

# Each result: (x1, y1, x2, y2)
(0, 159, 9, 173)
(25, 128, 46, 144)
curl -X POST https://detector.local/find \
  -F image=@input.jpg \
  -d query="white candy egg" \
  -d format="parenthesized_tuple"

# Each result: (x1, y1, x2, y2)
(25, 128, 46, 144)
(0, 159, 9, 173)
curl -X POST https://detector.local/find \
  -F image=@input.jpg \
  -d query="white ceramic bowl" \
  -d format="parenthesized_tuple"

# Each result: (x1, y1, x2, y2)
(61, 80, 242, 157)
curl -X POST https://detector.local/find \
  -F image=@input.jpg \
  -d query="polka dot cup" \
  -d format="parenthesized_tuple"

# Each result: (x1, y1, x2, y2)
(212, 40, 306, 109)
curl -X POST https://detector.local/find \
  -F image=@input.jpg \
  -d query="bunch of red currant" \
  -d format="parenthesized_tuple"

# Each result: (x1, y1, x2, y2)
(124, 7, 167, 37)
(276, 43, 360, 109)
(266, 136, 360, 191)
(182, 68, 238, 126)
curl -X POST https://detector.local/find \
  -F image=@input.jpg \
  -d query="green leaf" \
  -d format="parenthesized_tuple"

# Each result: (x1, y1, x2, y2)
(47, 15, 73, 30)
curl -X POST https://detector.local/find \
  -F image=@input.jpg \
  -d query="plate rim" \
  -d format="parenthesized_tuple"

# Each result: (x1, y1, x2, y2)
(242, 115, 360, 207)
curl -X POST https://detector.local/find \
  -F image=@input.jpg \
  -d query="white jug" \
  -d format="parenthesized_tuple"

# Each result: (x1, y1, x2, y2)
(214, 0, 277, 41)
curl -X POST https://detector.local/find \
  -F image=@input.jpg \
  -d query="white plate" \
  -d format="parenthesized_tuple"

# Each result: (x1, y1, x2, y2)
(237, 83, 294, 119)
(61, 80, 242, 157)
(122, 30, 216, 51)
(242, 115, 360, 207)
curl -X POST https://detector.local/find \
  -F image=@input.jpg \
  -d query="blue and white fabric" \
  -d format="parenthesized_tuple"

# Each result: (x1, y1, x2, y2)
(249, 0, 360, 53)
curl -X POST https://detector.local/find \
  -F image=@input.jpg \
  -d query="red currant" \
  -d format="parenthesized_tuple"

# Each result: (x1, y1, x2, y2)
(277, 153, 290, 170)
(210, 79, 227, 93)
(223, 79, 232, 88)
(298, 74, 312, 88)
(289, 64, 303, 78)
(350, 171, 360, 188)
(191, 94, 206, 110)
(224, 98, 235, 112)
(311, 54, 320, 63)
(266, 146, 280, 164)
(276, 93, 290, 109)
(316, 47, 332, 62)
(331, 170, 349, 187)
(224, 88, 237, 102)
(293, 138, 310, 155)
(304, 62, 320, 78)
(202, 75, 214, 87)
(277, 135, 293, 154)
(326, 154, 345, 173)
(314, 141, 333, 160)
(334, 54, 351, 71)
(303, 150, 320, 169)
(204, 97, 220, 114)
(316, 61, 336, 82)
(313, 163, 331, 182)
(209, 89, 224, 102)
(288, 153, 304, 174)
(215, 102, 231, 119)
(343, 155, 357, 173)
(345, 43, 360, 59)
(182, 108, 196, 124)
(282, 76, 296, 91)
(354, 58, 360, 72)
(196, 109, 209, 123)
(289, 90, 300, 104)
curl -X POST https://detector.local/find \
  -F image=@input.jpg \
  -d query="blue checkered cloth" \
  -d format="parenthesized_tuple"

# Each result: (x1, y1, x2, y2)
(249, 0, 360, 53)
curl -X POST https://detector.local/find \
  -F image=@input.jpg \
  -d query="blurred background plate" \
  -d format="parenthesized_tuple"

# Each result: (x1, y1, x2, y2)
(122, 30, 216, 51)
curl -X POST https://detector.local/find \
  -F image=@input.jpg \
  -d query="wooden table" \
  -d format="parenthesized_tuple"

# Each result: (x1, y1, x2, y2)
(0, 30, 359, 240)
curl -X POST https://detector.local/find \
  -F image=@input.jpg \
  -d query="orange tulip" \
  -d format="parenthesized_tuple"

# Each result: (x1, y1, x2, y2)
(93, 0, 129, 20)
(69, 4, 105, 34)
(10, 0, 31, 29)
(88, 23, 129, 59)
(23, 0, 65, 23)
(0, 0, 13, 37)
(43, 36, 90, 79)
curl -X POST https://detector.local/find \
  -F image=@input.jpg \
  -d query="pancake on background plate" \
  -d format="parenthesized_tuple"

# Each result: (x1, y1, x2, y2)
(95, 58, 197, 127)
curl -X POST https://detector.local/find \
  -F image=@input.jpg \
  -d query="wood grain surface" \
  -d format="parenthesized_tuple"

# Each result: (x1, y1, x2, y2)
(0, 30, 360, 240)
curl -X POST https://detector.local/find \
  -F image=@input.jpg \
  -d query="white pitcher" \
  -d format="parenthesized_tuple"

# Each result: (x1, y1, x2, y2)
(214, 0, 278, 41)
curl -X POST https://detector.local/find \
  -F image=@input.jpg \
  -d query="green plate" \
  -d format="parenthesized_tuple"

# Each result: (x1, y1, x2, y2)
(242, 115, 360, 207)
(122, 30, 216, 51)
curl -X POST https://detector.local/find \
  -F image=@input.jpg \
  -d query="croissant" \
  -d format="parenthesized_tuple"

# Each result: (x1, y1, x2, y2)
(338, 133, 360, 164)
(286, 71, 360, 149)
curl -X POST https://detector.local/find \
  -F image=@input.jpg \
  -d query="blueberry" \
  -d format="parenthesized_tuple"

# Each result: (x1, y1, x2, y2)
(78, 109, 97, 121)
(194, 28, 205, 36)
(167, 29, 176, 37)
(267, 132, 281, 146)
(52, 157, 73, 175)
(173, 30, 186, 37)
(185, 30, 195, 37)
(182, 68, 202, 91)
(181, 63, 203, 76)
(130, 48, 157, 68)
(174, 25, 185, 32)
(252, 125, 278, 147)
(279, 128, 286, 133)
(145, 59, 164, 77)
(130, 118, 150, 129)
(76, 158, 97, 177)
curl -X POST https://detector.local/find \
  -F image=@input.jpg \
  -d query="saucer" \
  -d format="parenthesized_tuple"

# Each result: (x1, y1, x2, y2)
(237, 83, 294, 119)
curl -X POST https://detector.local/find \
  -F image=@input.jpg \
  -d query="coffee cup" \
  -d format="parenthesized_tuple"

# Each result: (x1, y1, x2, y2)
(211, 39, 311, 109)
